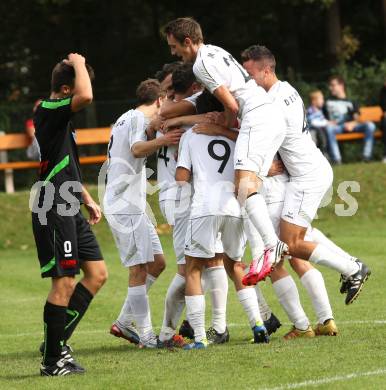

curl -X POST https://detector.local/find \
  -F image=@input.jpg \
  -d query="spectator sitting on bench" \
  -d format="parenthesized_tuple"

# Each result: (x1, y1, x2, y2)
(323, 75, 376, 164)
(25, 99, 41, 160)
(306, 90, 329, 158)
(380, 81, 386, 163)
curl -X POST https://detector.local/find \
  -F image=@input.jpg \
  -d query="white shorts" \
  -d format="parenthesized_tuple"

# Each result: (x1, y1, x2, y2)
(107, 213, 163, 267)
(281, 161, 333, 228)
(234, 104, 285, 176)
(185, 215, 246, 261)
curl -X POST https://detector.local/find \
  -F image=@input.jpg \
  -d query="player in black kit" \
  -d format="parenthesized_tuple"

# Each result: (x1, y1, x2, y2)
(32, 53, 108, 376)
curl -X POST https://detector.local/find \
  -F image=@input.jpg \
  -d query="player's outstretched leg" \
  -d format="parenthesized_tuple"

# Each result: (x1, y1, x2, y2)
(281, 220, 371, 305)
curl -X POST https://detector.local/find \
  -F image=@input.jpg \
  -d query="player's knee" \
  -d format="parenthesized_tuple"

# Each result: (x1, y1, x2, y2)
(94, 267, 108, 288)
(289, 257, 313, 277)
(129, 265, 147, 284)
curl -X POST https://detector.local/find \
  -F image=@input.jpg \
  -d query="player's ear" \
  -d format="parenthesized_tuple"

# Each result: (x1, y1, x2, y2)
(184, 37, 192, 47)
(60, 84, 72, 96)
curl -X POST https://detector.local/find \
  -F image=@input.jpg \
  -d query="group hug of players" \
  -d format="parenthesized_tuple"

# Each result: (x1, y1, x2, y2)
(32, 17, 371, 376)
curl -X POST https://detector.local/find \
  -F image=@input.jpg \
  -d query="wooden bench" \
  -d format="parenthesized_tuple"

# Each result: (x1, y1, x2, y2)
(335, 106, 383, 141)
(0, 128, 111, 193)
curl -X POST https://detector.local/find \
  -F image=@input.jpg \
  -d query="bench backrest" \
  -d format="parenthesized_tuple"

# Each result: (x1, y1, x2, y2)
(358, 106, 383, 123)
(0, 127, 111, 151)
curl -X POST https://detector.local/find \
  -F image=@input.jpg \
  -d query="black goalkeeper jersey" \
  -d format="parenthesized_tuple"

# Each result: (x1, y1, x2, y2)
(33, 97, 83, 205)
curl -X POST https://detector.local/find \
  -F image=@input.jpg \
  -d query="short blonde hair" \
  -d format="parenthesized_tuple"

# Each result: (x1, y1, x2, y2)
(309, 90, 323, 102)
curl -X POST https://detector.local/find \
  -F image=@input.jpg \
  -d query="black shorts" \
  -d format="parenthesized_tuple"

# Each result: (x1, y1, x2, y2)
(32, 207, 103, 278)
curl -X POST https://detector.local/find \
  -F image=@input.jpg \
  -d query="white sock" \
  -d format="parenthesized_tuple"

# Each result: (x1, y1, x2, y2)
(244, 218, 265, 259)
(237, 288, 263, 328)
(272, 276, 309, 330)
(116, 287, 135, 328)
(309, 228, 356, 262)
(146, 274, 157, 291)
(255, 285, 272, 321)
(206, 266, 228, 334)
(309, 244, 359, 277)
(128, 284, 153, 341)
(245, 193, 278, 248)
(185, 295, 206, 343)
(301, 269, 333, 324)
(159, 274, 186, 342)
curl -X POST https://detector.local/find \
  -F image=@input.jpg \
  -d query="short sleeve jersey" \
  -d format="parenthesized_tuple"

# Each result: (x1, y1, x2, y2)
(33, 97, 82, 205)
(269, 81, 325, 177)
(177, 129, 241, 218)
(193, 44, 270, 118)
(104, 109, 149, 215)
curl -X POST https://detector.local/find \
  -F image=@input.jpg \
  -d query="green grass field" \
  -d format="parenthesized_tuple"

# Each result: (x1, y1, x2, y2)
(1, 163, 386, 389)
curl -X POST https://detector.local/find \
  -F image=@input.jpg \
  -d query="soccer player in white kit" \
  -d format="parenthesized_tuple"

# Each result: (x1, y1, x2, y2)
(104, 79, 183, 348)
(241, 45, 370, 305)
(163, 17, 289, 281)
(176, 123, 269, 349)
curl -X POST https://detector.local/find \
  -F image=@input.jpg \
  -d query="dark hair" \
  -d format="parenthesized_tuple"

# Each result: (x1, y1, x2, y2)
(163, 17, 203, 44)
(328, 74, 345, 86)
(136, 79, 164, 105)
(196, 89, 224, 114)
(172, 63, 196, 94)
(240, 45, 276, 71)
(155, 61, 182, 83)
(51, 61, 94, 92)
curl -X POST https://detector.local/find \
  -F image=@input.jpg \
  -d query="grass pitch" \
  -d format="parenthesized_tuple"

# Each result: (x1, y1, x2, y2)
(0, 163, 386, 389)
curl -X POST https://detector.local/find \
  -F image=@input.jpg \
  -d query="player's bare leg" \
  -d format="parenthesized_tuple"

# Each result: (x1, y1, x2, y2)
(280, 219, 370, 305)
(235, 170, 288, 284)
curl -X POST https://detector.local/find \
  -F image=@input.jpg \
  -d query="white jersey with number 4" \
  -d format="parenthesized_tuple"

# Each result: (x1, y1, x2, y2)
(193, 44, 270, 119)
(270, 81, 326, 177)
(104, 109, 149, 215)
(177, 129, 240, 219)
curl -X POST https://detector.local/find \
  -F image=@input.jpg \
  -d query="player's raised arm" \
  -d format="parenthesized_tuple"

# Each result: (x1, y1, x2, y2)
(63, 53, 94, 112)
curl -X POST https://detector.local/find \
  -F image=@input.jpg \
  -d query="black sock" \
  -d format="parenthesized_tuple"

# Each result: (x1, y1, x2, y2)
(43, 301, 67, 366)
(63, 282, 93, 342)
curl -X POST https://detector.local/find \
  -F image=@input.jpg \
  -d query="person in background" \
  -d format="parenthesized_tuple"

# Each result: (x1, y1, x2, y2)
(323, 75, 376, 164)
(306, 90, 329, 157)
(25, 99, 41, 160)
(380, 80, 386, 163)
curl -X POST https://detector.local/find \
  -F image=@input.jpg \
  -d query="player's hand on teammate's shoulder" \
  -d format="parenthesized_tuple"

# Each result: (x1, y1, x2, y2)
(63, 53, 86, 66)
(84, 201, 102, 225)
(161, 128, 185, 145)
(162, 117, 182, 132)
(193, 122, 225, 136)
(204, 111, 224, 125)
